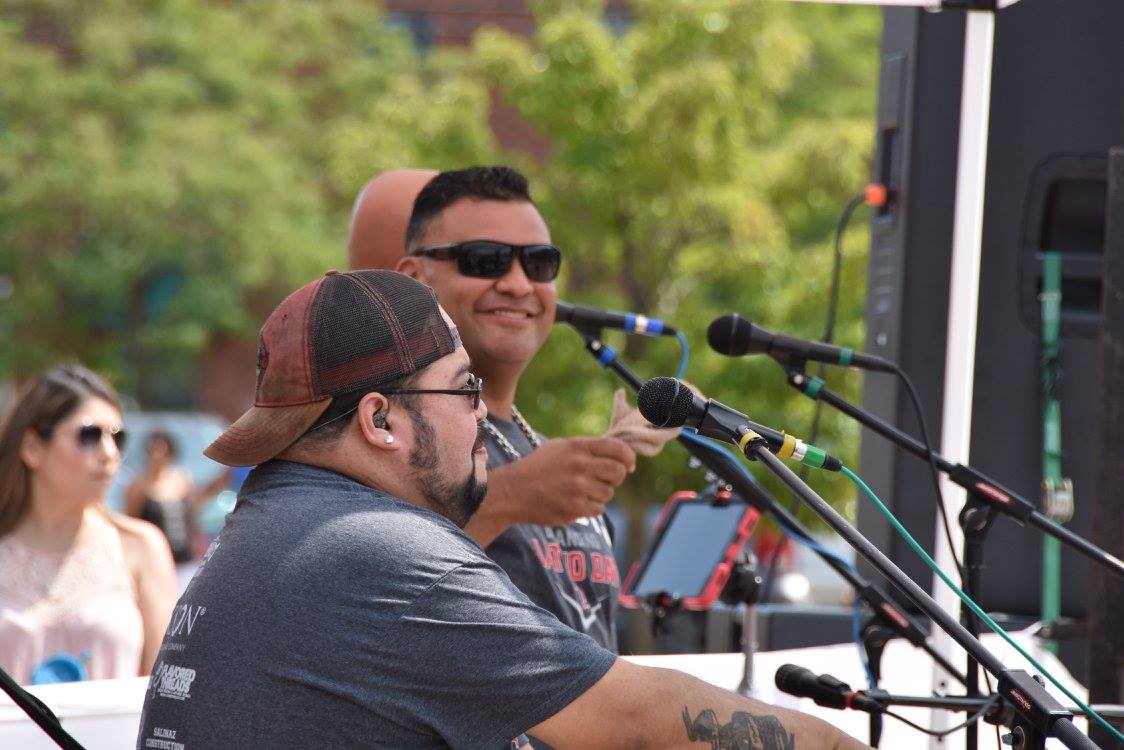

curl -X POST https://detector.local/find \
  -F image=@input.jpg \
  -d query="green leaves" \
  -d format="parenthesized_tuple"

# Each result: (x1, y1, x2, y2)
(1, 0, 882, 531)
(0, 0, 495, 397)
(474, 0, 880, 526)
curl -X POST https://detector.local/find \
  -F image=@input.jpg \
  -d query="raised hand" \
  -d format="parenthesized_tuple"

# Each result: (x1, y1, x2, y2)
(466, 436, 636, 545)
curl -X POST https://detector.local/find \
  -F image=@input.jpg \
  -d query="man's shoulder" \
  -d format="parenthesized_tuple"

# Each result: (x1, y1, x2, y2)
(310, 496, 475, 555)
(233, 460, 485, 567)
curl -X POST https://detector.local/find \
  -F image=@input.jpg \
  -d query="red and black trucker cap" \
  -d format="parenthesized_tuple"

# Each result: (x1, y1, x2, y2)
(205, 270, 458, 466)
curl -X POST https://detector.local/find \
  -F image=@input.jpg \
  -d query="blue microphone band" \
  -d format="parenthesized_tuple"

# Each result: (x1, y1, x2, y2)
(624, 313, 665, 336)
(595, 343, 618, 366)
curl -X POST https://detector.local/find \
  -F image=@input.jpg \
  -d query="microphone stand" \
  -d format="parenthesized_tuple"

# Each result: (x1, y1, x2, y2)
(0, 666, 86, 749)
(572, 329, 967, 690)
(777, 361, 1124, 745)
(782, 677, 1124, 742)
(720, 552, 765, 700)
(741, 437, 1099, 749)
(862, 620, 890, 746)
(805, 685, 1016, 733)
(778, 362, 1124, 577)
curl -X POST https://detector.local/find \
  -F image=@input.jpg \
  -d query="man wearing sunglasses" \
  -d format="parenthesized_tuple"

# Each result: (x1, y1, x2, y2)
(136, 269, 869, 749)
(350, 167, 640, 652)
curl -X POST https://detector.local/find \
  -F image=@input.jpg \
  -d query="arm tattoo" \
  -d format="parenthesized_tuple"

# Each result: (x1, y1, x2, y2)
(682, 707, 797, 750)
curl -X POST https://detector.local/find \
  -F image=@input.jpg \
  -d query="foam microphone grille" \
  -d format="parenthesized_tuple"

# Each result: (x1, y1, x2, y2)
(774, 663, 813, 694)
(637, 376, 692, 428)
(706, 313, 754, 357)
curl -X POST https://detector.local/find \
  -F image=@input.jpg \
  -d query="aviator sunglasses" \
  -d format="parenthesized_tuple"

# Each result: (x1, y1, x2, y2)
(75, 423, 128, 452)
(409, 241, 562, 283)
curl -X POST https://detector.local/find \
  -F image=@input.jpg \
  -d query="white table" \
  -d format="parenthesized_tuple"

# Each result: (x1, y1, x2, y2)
(1, 630, 1089, 748)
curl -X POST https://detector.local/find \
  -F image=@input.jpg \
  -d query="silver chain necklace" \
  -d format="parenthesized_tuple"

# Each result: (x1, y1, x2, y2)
(481, 404, 541, 461)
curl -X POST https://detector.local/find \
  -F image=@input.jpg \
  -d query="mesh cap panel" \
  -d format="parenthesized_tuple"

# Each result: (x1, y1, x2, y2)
(204, 269, 458, 467)
(309, 271, 456, 396)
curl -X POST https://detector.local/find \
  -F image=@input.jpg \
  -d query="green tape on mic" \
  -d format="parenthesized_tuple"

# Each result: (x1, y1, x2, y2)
(801, 445, 828, 468)
(800, 444, 842, 472)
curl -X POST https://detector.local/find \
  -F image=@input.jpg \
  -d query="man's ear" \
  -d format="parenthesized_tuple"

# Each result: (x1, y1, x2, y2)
(20, 430, 45, 470)
(357, 392, 398, 450)
(395, 255, 424, 280)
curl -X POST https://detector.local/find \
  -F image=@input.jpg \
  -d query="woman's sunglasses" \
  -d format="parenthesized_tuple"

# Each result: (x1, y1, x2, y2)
(75, 423, 128, 452)
(409, 241, 562, 283)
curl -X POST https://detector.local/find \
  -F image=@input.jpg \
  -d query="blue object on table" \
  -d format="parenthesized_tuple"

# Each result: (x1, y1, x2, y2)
(29, 652, 88, 684)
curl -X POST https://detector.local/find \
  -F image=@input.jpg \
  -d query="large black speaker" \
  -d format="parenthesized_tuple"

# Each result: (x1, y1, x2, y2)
(858, 1, 1124, 680)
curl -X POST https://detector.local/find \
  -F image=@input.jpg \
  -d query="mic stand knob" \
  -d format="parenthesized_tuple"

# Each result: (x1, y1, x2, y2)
(644, 593, 682, 638)
(861, 618, 893, 748)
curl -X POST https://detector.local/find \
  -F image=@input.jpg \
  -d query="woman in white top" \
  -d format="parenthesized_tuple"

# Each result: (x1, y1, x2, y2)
(0, 364, 177, 683)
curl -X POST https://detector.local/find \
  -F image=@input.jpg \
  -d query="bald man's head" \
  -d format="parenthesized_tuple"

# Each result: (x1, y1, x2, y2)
(347, 168, 438, 271)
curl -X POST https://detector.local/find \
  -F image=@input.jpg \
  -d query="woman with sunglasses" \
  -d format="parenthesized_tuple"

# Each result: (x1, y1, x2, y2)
(0, 364, 177, 684)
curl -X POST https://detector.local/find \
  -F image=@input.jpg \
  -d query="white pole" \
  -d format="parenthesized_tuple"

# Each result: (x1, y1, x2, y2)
(928, 9, 996, 748)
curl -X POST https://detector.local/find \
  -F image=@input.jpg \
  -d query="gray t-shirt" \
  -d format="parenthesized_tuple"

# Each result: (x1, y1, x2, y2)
(483, 417, 620, 652)
(135, 460, 615, 750)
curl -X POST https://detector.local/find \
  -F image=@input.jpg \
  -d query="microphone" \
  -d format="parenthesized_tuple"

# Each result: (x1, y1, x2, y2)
(774, 664, 884, 714)
(707, 314, 896, 373)
(555, 301, 678, 336)
(636, 376, 842, 472)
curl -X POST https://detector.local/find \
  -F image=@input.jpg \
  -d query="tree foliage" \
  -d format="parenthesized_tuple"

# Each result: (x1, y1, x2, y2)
(0, 0, 495, 402)
(472, 0, 881, 525)
(1, 0, 882, 529)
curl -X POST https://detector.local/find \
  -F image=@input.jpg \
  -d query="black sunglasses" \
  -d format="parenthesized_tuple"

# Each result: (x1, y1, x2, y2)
(409, 241, 562, 283)
(382, 374, 485, 411)
(76, 423, 128, 452)
(307, 376, 484, 436)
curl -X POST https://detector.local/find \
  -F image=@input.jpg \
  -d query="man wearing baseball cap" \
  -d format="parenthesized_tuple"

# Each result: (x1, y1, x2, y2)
(135, 269, 867, 749)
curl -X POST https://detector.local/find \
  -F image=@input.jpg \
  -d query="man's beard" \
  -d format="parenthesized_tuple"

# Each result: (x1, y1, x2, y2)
(408, 412, 488, 528)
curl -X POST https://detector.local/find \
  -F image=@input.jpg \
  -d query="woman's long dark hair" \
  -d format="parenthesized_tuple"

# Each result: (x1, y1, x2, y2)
(0, 364, 123, 537)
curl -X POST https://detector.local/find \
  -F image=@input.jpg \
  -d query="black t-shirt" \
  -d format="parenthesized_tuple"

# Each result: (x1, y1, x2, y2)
(140, 497, 193, 563)
(483, 416, 620, 652)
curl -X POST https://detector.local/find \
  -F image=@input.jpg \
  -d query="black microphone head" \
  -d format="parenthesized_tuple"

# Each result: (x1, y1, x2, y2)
(637, 377, 694, 428)
(707, 314, 769, 357)
(553, 300, 575, 325)
(774, 663, 815, 695)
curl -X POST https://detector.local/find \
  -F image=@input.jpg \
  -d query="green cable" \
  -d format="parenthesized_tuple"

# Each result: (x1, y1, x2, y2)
(1040, 251, 1065, 654)
(841, 465, 1124, 743)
